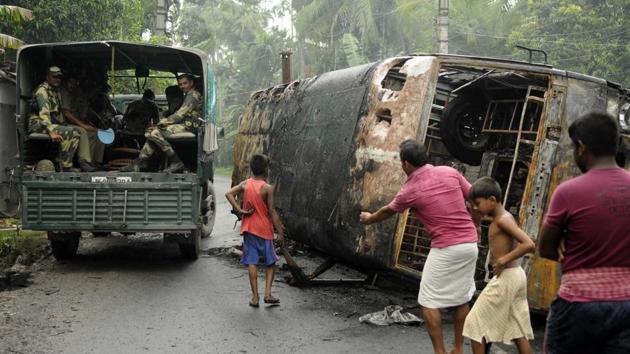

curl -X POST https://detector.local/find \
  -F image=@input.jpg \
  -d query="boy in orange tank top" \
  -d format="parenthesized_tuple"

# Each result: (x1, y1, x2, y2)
(226, 154, 284, 307)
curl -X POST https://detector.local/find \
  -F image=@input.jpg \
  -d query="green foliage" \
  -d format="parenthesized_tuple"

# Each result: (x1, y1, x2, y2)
(341, 33, 366, 67)
(508, 0, 630, 85)
(0, 229, 47, 270)
(0, 0, 151, 43)
(0, 5, 33, 49)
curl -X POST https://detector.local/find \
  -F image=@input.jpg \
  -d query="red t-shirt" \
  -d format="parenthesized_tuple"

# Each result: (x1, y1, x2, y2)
(388, 164, 478, 248)
(544, 168, 630, 273)
(240, 178, 274, 240)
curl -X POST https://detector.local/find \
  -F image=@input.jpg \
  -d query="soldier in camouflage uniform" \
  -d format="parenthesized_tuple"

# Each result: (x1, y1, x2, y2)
(59, 77, 105, 165)
(28, 67, 95, 172)
(121, 74, 202, 173)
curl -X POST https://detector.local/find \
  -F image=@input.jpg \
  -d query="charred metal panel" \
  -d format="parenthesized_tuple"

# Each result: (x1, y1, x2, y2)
(233, 63, 376, 265)
(232, 57, 439, 268)
(520, 81, 566, 241)
(343, 57, 439, 267)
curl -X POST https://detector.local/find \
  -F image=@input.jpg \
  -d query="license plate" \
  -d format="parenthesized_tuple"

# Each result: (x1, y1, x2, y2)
(115, 176, 132, 183)
(91, 176, 132, 183)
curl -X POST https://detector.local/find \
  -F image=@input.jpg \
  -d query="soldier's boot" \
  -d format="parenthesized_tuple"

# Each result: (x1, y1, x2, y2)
(120, 157, 149, 172)
(78, 160, 97, 173)
(162, 153, 184, 173)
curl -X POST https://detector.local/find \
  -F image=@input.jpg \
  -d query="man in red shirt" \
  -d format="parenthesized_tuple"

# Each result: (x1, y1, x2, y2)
(361, 139, 479, 354)
(539, 111, 630, 354)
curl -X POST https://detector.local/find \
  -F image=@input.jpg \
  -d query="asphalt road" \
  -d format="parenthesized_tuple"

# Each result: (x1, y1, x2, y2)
(0, 174, 545, 354)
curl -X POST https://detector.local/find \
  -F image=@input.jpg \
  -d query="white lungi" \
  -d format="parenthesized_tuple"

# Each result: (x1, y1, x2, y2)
(418, 242, 478, 308)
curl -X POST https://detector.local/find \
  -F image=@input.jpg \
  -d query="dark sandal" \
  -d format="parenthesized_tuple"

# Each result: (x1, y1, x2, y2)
(264, 296, 280, 304)
(249, 300, 259, 308)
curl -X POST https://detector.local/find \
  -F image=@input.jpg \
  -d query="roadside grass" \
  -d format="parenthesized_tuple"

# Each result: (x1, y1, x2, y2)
(0, 228, 48, 270)
(215, 166, 233, 177)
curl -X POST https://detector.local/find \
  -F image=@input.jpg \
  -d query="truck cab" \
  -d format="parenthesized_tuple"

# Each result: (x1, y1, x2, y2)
(1, 41, 219, 260)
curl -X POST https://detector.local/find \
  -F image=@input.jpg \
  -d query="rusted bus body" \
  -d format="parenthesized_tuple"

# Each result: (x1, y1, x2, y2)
(232, 54, 630, 312)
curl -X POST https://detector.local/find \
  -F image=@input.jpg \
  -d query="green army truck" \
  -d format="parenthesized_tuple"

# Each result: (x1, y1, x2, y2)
(0, 41, 219, 260)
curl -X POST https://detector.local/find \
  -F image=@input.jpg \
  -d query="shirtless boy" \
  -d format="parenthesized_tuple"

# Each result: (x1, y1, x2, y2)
(463, 177, 535, 354)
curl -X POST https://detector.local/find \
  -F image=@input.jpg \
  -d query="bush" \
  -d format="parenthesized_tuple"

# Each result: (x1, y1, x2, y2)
(0, 228, 48, 270)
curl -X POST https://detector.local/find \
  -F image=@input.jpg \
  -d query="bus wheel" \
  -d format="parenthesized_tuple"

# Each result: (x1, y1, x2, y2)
(439, 92, 489, 165)
(48, 232, 80, 260)
(179, 230, 200, 261)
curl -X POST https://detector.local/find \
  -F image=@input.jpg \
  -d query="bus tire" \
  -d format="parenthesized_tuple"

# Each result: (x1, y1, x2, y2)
(439, 93, 489, 165)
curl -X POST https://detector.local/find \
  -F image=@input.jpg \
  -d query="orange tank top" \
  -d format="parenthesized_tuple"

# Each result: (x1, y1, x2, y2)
(240, 178, 275, 239)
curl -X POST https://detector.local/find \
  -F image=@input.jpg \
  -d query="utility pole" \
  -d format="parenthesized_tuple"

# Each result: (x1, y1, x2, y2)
(281, 49, 293, 84)
(155, 0, 169, 37)
(437, 0, 449, 54)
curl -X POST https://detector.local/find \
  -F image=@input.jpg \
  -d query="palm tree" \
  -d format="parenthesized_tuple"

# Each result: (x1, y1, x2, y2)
(0, 5, 33, 50)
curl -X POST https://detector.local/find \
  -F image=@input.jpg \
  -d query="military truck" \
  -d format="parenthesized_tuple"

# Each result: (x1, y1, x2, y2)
(0, 41, 219, 260)
(232, 54, 630, 311)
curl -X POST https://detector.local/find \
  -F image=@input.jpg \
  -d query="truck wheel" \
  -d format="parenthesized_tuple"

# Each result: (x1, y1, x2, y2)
(439, 93, 489, 165)
(179, 230, 200, 261)
(200, 182, 216, 238)
(48, 232, 80, 260)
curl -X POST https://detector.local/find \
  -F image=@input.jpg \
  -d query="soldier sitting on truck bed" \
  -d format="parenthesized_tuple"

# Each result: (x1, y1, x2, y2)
(28, 66, 96, 172)
(59, 76, 105, 166)
(123, 89, 160, 135)
(120, 74, 202, 173)
(89, 83, 123, 131)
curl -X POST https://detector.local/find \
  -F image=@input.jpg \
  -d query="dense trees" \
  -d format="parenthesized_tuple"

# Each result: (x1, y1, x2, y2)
(0, 5, 32, 50)
(0, 0, 155, 44)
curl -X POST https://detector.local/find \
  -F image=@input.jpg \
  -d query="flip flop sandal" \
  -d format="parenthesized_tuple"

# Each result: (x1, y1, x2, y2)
(263, 296, 280, 304)
(249, 300, 259, 308)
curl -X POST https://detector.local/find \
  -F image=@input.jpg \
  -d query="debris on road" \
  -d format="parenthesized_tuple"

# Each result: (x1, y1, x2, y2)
(359, 305, 424, 326)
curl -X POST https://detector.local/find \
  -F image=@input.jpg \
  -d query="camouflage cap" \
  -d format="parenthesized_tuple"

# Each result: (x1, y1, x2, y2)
(48, 66, 63, 76)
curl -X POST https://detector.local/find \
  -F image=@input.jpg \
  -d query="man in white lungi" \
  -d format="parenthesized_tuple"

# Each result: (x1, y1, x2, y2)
(360, 139, 479, 354)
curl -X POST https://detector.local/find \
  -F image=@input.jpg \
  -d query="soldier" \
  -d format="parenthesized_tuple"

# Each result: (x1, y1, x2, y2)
(28, 66, 95, 172)
(123, 89, 160, 134)
(59, 77, 105, 166)
(121, 74, 202, 173)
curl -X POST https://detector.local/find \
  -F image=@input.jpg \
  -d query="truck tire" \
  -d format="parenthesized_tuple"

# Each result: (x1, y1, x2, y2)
(439, 93, 489, 165)
(48, 232, 80, 260)
(200, 182, 216, 238)
(179, 230, 200, 260)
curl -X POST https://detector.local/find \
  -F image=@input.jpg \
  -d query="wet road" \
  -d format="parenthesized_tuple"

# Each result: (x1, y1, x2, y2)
(0, 175, 544, 353)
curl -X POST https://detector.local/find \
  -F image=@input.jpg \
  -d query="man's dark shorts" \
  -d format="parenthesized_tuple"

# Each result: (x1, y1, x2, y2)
(544, 297, 630, 354)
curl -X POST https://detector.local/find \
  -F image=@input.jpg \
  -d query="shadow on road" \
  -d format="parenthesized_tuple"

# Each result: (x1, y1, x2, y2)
(49, 233, 196, 273)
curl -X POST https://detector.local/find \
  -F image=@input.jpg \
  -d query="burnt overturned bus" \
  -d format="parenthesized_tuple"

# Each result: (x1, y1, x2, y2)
(232, 54, 630, 311)
(0, 41, 219, 260)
